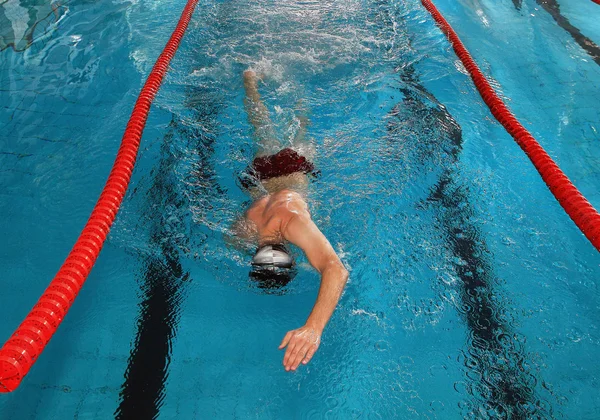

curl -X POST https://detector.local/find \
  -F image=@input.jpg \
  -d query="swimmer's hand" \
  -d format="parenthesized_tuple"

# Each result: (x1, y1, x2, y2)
(279, 325, 321, 371)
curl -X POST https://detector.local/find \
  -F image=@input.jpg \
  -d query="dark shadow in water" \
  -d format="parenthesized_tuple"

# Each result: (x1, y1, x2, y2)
(512, 0, 523, 10)
(371, 0, 551, 416)
(115, 85, 222, 419)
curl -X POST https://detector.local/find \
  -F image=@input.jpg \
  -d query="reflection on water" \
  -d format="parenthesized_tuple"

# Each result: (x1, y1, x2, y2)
(0, 0, 66, 52)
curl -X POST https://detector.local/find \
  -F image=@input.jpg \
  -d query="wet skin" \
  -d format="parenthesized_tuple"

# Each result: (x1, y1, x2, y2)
(241, 188, 349, 371)
(245, 189, 310, 245)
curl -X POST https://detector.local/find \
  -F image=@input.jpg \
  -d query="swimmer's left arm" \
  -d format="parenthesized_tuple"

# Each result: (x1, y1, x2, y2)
(225, 215, 255, 252)
(278, 214, 349, 371)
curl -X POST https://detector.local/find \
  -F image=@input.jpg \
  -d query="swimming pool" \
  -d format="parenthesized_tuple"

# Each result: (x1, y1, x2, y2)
(1, 0, 599, 417)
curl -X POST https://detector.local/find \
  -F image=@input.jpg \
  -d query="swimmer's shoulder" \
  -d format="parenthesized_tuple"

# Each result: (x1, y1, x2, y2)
(246, 190, 307, 221)
(270, 191, 310, 225)
(245, 196, 268, 220)
(271, 189, 307, 209)
(270, 188, 305, 203)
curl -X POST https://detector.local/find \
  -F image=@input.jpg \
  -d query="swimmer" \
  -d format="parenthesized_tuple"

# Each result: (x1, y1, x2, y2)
(231, 69, 349, 372)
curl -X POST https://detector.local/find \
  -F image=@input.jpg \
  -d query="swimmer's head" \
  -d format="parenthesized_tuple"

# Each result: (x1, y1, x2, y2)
(252, 244, 294, 268)
(250, 244, 296, 293)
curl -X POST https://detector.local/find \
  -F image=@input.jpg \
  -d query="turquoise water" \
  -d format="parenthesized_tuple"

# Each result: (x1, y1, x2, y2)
(1, 0, 599, 418)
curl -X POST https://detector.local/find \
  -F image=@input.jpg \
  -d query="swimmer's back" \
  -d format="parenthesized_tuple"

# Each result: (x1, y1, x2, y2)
(246, 189, 310, 244)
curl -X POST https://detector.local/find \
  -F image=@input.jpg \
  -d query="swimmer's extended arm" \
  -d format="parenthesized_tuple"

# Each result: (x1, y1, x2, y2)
(278, 214, 349, 371)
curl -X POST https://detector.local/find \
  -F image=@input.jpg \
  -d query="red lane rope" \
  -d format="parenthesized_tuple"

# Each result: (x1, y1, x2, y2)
(0, 0, 199, 393)
(420, 0, 600, 251)
(592, 0, 600, 6)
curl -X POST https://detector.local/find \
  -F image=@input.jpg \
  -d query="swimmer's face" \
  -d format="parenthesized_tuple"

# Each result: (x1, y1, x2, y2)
(249, 266, 296, 294)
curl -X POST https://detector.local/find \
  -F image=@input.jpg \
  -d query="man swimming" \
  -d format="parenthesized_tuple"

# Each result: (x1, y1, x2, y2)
(232, 70, 348, 372)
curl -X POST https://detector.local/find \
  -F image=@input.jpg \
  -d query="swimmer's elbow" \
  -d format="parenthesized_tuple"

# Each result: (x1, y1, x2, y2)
(322, 260, 349, 284)
(334, 261, 348, 280)
(340, 265, 349, 284)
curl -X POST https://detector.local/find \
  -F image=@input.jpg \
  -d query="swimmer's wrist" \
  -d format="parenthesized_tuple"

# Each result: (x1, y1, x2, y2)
(304, 320, 325, 334)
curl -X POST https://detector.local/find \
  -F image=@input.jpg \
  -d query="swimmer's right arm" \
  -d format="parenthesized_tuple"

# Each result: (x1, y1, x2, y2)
(278, 214, 349, 371)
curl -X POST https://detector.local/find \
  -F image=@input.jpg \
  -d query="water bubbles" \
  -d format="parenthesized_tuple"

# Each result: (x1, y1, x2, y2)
(325, 396, 339, 410)
(251, 57, 286, 83)
(375, 340, 389, 351)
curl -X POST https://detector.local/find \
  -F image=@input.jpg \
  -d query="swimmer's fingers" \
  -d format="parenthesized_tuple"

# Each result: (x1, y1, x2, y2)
(283, 338, 301, 371)
(285, 337, 306, 371)
(290, 342, 312, 371)
(302, 345, 318, 365)
(279, 331, 293, 350)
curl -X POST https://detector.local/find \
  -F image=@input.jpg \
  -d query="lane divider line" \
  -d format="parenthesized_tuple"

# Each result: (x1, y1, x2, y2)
(420, 0, 600, 251)
(0, 0, 200, 393)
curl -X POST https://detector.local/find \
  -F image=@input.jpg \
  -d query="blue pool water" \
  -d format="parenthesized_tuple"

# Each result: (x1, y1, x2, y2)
(1, 0, 599, 417)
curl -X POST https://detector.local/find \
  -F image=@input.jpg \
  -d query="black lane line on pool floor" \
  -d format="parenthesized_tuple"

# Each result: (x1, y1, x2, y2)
(372, 0, 549, 415)
(389, 79, 543, 417)
(115, 240, 188, 419)
(512, 0, 600, 65)
(536, 0, 600, 65)
(115, 85, 224, 418)
(114, 130, 190, 420)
